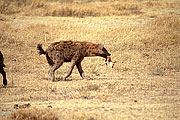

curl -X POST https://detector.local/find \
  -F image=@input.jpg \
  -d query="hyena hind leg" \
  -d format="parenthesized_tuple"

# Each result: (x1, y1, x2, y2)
(49, 61, 63, 82)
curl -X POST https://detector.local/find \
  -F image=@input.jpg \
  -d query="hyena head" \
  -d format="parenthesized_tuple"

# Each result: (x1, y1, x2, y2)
(86, 43, 111, 58)
(96, 44, 111, 58)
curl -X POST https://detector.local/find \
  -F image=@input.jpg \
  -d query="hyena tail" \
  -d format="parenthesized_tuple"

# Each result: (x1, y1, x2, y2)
(37, 44, 46, 55)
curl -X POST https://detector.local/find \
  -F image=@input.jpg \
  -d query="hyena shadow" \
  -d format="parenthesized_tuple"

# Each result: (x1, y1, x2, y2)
(56, 77, 72, 81)
(55, 76, 93, 81)
(43, 76, 72, 82)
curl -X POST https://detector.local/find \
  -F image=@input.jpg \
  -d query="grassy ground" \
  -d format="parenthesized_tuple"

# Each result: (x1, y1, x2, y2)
(0, 0, 180, 119)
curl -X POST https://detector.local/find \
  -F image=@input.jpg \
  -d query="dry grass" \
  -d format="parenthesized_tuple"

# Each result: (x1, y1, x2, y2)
(7, 107, 58, 120)
(1, 0, 180, 17)
(7, 107, 106, 120)
(0, 0, 180, 120)
(150, 15, 180, 29)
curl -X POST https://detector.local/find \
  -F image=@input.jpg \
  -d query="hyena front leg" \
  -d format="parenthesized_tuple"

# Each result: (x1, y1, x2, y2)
(63, 60, 76, 81)
(64, 52, 84, 81)
(48, 65, 52, 77)
(76, 62, 85, 79)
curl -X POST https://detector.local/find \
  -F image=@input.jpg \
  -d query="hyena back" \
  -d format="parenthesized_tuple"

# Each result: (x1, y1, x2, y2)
(37, 41, 111, 81)
(0, 51, 7, 86)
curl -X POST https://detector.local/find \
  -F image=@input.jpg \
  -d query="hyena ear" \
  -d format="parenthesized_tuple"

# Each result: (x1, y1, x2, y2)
(98, 44, 104, 50)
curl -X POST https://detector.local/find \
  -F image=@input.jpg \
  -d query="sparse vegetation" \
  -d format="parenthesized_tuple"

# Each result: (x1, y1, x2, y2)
(151, 69, 164, 76)
(1, 0, 144, 17)
(77, 84, 100, 92)
(7, 107, 59, 120)
(0, 0, 180, 120)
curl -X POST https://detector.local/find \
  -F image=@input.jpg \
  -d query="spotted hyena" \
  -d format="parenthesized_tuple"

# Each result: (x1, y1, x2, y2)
(37, 41, 111, 81)
(0, 51, 7, 86)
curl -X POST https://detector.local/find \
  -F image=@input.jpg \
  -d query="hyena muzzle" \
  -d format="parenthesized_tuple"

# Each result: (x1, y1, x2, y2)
(0, 51, 7, 86)
(37, 41, 111, 81)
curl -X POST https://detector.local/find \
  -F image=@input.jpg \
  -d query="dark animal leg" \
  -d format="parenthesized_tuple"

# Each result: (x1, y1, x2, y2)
(76, 62, 85, 79)
(1, 70, 7, 86)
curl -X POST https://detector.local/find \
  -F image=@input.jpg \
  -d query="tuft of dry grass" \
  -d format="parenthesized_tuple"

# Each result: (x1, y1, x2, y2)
(150, 15, 180, 30)
(112, 2, 142, 15)
(43, 3, 99, 17)
(144, 0, 180, 8)
(7, 107, 58, 120)
(30, 0, 46, 8)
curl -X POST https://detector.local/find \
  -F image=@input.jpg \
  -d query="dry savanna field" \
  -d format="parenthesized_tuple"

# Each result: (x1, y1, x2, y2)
(0, 0, 180, 119)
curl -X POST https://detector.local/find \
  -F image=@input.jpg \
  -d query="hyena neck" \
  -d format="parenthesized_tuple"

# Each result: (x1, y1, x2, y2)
(85, 43, 99, 57)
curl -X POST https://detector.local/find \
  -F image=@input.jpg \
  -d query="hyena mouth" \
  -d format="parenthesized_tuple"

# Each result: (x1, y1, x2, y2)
(106, 56, 114, 68)
(100, 56, 115, 68)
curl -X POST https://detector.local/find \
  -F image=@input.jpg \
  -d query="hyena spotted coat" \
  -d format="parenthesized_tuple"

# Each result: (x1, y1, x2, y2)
(0, 51, 7, 86)
(37, 41, 111, 81)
